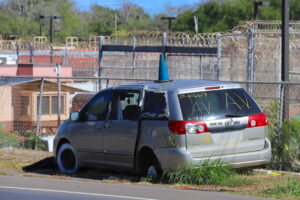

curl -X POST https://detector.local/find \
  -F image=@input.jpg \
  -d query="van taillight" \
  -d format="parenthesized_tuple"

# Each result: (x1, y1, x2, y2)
(168, 121, 208, 135)
(248, 113, 268, 128)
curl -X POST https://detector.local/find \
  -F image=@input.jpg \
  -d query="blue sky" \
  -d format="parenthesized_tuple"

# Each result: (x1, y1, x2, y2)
(73, 0, 203, 15)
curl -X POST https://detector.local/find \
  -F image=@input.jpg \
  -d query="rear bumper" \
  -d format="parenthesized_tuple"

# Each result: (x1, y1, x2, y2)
(155, 138, 272, 170)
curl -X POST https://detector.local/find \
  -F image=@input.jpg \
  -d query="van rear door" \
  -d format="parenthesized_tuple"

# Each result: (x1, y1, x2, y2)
(178, 87, 268, 158)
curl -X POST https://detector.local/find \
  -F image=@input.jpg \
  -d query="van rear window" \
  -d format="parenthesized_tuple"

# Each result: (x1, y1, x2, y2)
(178, 88, 261, 121)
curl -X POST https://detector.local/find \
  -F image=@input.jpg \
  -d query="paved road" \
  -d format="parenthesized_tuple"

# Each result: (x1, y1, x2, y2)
(0, 175, 272, 200)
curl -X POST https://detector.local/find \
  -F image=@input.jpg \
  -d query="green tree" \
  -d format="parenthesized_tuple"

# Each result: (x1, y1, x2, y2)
(117, 3, 152, 31)
(88, 5, 115, 36)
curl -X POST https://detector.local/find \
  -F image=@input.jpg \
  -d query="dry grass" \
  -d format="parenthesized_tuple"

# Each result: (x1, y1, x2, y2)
(0, 148, 51, 173)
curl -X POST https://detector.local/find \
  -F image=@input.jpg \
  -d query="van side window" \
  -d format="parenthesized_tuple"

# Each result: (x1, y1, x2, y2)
(143, 91, 167, 118)
(80, 91, 112, 121)
(110, 91, 140, 121)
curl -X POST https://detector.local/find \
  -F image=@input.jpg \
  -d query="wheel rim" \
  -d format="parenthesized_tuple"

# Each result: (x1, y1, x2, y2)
(147, 165, 158, 177)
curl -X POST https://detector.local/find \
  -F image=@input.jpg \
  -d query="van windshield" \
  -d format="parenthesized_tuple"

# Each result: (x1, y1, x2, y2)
(178, 88, 261, 121)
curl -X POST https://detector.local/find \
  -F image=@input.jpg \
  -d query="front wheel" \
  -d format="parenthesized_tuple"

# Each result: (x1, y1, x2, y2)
(57, 143, 78, 173)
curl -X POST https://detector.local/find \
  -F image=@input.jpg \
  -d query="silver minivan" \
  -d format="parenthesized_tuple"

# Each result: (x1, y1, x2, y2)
(54, 80, 271, 176)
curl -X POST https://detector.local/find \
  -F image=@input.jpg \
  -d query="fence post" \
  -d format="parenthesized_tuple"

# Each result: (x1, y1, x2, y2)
(132, 37, 136, 78)
(29, 43, 33, 64)
(279, 83, 284, 127)
(247, 28, 254, 93)
(162, 32, 167, 55)
(50, 45, 53, 64)
(199, 55, 203, 79)
(216, 33, 222, 80)
(56, 64, 61, 127)
(16, 43, 19, 63)
(63, 45, 68, 65)
(36, 78, 45, 137)
(277, 38, 282, 99)
(106, 79, 109, 88)
(98, 36, 104, 90)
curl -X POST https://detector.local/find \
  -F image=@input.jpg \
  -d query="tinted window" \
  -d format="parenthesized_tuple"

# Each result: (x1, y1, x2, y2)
(179, 88, 261, 121)
(143, 91, 167, 117)
(80, 91, 112, 121)
(110, 91, 140, 121)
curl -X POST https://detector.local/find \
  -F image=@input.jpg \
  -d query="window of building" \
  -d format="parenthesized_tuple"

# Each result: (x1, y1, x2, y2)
(51, 96, 65, 114)
(20, 96, 30, 115)
(37, 95, 65, 115)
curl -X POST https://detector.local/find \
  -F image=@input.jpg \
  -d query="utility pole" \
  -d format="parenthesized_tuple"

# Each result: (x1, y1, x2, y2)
(161, 17, 176, 32)
(40, 15, 62, 43)
(282, 0, 290, 121)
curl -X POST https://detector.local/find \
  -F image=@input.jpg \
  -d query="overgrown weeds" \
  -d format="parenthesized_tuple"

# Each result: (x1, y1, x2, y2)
(23, 132, 48, 151)
(261, 178, 300, 199)
(162, 160, 252, 187)
(264, 101, 300, 172)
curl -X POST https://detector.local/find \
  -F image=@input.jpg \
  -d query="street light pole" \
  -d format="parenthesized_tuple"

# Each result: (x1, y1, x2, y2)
(253, 1, 270, 20)
(161, 17, 176, 32)
(40, 15, 62, 43)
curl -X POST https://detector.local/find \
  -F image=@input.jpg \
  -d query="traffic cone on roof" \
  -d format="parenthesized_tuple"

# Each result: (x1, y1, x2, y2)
(158, 53, 169, 82)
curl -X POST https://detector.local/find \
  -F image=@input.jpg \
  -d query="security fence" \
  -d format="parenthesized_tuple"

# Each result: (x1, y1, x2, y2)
(2, 21, 300, 83)
(0, 76, 299, 137)
(1, 21, 300, 137)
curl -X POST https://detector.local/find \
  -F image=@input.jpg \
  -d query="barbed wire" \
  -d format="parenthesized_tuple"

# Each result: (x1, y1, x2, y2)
(2, 21, 300, 51)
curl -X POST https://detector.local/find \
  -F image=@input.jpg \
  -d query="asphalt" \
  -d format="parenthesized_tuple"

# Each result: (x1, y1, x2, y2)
(0, 175, 274, 200)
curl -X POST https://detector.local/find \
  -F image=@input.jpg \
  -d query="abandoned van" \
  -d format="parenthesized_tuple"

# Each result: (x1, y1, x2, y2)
(53, 79, 271, 176)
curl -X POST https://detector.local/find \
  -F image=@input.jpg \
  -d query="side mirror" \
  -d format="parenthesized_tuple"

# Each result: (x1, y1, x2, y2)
(70, 112, 80, 121)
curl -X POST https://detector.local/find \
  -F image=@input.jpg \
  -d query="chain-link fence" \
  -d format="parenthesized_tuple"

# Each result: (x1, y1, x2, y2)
(0, 76, 299, 137)
(2, 21, 300, 137)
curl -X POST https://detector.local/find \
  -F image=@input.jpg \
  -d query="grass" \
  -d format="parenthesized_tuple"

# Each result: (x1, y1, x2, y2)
(0, 149, 51, 172)
(162, 160, 252, 187)
(0, 171, 7, 175)
(261, 178, 300, 199)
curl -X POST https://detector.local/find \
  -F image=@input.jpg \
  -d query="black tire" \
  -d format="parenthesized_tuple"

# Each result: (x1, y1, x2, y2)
(57, 143, 78, 173)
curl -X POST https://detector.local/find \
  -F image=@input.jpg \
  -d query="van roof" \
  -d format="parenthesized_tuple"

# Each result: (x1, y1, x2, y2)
(116, 79, 241, 92)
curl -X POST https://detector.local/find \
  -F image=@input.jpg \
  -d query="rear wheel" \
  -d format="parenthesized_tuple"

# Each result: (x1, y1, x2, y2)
(57, 143, 78, 173)
(147, 164, 160, 178)
(138, 149, 162, 178)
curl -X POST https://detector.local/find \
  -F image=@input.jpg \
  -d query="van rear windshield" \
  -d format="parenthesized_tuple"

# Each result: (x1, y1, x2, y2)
(178, 88, 261, 121)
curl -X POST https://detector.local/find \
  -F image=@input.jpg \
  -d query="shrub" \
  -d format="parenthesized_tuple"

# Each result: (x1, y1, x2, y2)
(162, 160, 250, 187)
(24, 133, 48, 151)
(0, 129, 24, 148)
(264, 101, 300, 172)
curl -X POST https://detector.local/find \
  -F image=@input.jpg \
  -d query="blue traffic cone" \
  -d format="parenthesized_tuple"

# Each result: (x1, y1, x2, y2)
(158, 53, 169, 81)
